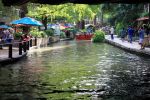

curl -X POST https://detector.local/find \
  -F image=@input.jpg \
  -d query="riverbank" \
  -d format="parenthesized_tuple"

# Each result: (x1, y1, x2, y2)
(105, 35, 150, 56)
(0, 36, 60, 65)
(0, 47, 27, 65)
(1, 35, 150, 65)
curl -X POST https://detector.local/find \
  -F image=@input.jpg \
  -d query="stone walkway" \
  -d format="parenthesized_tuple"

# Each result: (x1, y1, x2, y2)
(0, 47, 27, 64)
(0, 47, 17, 59)
(105, 35, 150, 56)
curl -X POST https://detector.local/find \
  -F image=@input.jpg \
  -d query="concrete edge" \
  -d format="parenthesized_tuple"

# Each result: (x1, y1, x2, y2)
(0, 52, 27, 65)
(105, 39, 150, 57)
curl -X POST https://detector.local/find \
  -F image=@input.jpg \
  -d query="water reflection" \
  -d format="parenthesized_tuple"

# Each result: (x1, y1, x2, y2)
(0, 40, 150, 100)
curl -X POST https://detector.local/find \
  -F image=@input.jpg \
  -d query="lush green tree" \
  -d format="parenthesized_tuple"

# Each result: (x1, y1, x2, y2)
(0, 0, 19, 24)
(27, 3, 101, 29)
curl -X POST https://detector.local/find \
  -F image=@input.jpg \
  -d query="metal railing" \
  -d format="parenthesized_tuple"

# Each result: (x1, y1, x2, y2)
(0, 37, 37, 59)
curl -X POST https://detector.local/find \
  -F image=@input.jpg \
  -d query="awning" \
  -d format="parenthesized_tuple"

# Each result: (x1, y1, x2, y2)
(10, 17, 43, 26)
(0, 25, 11, 29)
(136, 17, 149, 21)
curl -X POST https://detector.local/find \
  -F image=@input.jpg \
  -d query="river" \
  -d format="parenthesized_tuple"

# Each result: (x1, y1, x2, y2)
(0, 40, 150, 100)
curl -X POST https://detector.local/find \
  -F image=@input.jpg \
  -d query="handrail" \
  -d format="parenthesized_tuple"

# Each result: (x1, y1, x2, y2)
(0, 37, 37, 59)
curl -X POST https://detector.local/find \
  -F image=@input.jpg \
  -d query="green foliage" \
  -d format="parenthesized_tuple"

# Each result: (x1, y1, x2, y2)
(62, 28, 77, 35)
(27, 3, 100, 23)
(92, 30, 105, 43)
(30, 28, 46, 37)
(14, 32, 22, 39)
(101, 4, 145, 26)
(80, 29, 86, 33)
(44, 29, 54, 36)
(0, 1, 19, 22)
(60, 31, 66, 38)
(115, 22, 124, 37)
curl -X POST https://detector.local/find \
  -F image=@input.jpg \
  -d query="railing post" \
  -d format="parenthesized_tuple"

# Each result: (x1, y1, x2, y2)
(0, 45, 2, 49)
(30, 39, 32, 47)
(8, 44, 12, 58)
(35, 37, 37, 46)
(19, 42, 22, 55)
(27, 41, 30, 50)
(23, 41, 27, 52)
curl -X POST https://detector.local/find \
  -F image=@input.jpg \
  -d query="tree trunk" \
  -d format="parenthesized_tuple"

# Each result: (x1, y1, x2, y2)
(19, 4, 28, 18)
(80, 19, 85, 29)
(76, 21, 80, 29)
(101, 11, 103, 25)
(19, 4, 29, 33)
(42, 15, 47, 30)
(93, 15, 96, 25)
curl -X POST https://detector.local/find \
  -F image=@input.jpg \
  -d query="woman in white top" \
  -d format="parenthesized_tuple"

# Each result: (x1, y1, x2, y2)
(110, 27, 114, 40)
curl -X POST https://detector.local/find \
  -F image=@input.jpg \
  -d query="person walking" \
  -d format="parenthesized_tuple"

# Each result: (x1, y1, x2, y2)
(138, 27, 145, 49)
(110, 26, 114, 40)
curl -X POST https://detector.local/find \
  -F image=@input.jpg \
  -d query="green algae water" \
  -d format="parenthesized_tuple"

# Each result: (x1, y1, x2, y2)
(0, 40, 150, 100)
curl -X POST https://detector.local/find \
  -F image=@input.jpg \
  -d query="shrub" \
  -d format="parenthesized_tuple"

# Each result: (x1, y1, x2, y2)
(60, 31, 66, 38)
(92, 30, 105, 43)
(14, 32, 22, 39)
(30, 28, 46, 37)
(63, 28, 77, 35)
(45, 28, 54, 36)
(115, 22, 124, 37)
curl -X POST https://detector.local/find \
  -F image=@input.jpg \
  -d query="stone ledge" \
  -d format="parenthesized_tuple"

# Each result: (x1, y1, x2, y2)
(0, 52, 27, 65)
(105, 39, 150, 57)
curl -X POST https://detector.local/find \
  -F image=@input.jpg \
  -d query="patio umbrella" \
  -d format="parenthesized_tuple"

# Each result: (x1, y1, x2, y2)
(136, 17, 149, 21)
(0, 25, 10, 29)
(11, 17, 43, 26)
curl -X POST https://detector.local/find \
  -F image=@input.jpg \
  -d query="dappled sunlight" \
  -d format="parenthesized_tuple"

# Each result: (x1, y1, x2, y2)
(28, 44, 75, 53)
(1, 41, 150, 100)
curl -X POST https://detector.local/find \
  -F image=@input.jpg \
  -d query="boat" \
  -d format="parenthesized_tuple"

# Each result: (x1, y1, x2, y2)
(75, 33, 94, 40)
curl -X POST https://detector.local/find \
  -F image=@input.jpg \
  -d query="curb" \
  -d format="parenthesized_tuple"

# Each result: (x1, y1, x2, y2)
(0, 52, 27, 65)
(105, 39, 150, 57)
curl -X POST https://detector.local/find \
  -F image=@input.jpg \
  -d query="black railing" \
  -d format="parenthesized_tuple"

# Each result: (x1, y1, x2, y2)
(0, 38, 37, 59)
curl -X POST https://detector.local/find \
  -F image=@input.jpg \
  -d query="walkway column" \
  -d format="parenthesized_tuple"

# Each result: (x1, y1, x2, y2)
(27, 41, 30, 50)
(30, 39, 32, 47)
(8, 44, 12, 58)
(19, 42, 22, 55)
(35, 37, 37, 46)
(23, 42, 27, 52)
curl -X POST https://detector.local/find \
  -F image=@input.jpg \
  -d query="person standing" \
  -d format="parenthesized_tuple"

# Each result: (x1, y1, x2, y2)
(120, 28, 126, 41)
(110, 26, 114, 40)
(6, 28, 14, 43)
(138, 27, 145, 49)
(127, 26, 134, 43)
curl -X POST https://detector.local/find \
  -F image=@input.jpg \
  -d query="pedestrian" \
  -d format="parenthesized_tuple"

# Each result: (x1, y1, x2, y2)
(138, 27, 145, 49)
(1, 29, 7, 43)
(7, 29, 14, 43)
(120, 28, 126, 41)
(0, 29, 5, 49)
(127, 26, 134, 43)
(110, 26, 114, 40)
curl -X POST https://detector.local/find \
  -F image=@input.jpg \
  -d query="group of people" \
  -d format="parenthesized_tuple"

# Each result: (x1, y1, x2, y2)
(0, 28, 14, 44)
(20, 28, 32, 42)
(120, 25, 150, 49)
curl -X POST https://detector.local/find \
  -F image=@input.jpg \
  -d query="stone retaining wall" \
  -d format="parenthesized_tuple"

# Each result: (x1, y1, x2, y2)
(37, 36, 60, 48)
(105, 39, 150, 57)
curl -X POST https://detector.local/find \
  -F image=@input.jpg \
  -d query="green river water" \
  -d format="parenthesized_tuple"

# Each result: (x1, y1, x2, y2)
(0, 40, 150, 100)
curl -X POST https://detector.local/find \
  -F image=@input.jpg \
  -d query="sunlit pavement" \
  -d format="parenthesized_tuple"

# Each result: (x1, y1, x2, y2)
(0, 47, 26, 62)
(105, 35, 150, 56)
